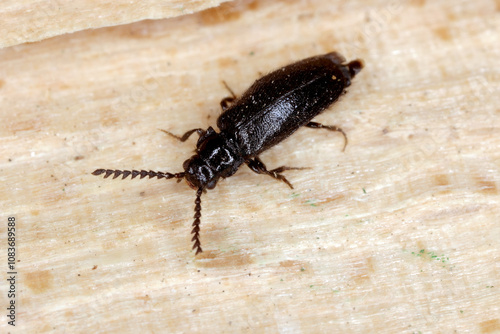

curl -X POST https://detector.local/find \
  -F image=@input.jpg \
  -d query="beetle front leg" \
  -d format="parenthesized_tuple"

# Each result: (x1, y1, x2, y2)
(245, 157, 307, 189)
(160, 128, 205, 142)
(306, 121, 348, 152)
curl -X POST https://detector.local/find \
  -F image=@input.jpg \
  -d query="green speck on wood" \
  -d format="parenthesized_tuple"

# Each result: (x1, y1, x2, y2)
(412, 249, 450, 266)
(305, 200, 318, 207)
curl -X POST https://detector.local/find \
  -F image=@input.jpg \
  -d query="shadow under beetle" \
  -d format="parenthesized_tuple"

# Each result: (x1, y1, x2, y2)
(93, 52, 363, 255)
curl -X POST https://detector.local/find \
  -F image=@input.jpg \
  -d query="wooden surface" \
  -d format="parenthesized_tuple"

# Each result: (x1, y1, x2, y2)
(1, 0, 499, 333)
(0, 0, 230, 48)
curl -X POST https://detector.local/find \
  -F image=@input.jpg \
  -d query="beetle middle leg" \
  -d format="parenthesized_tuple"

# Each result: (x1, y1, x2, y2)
(246, 157, 307, 189)
(160, 128, 205, 142)
(306, 121, 348, 152)
(220, 81, 237, 111)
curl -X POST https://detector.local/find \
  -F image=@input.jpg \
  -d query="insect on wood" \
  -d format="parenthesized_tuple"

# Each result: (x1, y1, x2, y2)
(93, 52, 363, 255)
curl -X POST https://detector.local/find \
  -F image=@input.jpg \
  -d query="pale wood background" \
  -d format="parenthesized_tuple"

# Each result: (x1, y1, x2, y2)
(1, 0, 499, 333)
(0, 0, 231, 48)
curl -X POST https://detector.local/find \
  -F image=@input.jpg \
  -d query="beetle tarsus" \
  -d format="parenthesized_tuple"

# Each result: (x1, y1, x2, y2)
(246, 157, 306, 189)
(306, 121, 348, 152)
(160, 128, 205, 142)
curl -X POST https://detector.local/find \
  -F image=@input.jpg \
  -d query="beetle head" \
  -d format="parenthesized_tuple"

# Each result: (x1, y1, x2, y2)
(183, 156, 218, 190)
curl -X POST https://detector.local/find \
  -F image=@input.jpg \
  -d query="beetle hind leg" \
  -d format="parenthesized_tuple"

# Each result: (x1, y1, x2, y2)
(306, 121, 348, 152)
(220, 81, 238, 111)
(246, 157, 308, 189)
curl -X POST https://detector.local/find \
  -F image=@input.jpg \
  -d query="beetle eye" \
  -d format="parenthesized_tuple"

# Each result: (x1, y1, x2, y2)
(206, 179, 217, 189)
(183, 157, 193, 170)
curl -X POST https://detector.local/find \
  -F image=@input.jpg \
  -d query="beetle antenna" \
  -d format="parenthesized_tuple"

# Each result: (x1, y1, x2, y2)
(92, 169, 185, 180)
(191, 188, 203, 255)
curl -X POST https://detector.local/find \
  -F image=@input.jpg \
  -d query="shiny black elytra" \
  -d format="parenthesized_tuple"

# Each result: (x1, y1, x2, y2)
(93, 52, 363, 255)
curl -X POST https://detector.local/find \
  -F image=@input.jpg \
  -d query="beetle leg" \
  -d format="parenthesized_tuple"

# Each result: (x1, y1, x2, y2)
(246, 157, 307, 189)
(306, 121, 348, 152)
(220, 98, 236, 111)
(220, 81, 237, 111)
(160, 128, 205, 142)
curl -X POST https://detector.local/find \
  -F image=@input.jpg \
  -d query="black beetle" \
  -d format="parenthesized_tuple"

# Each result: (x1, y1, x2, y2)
(93, 52, 363, 255)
